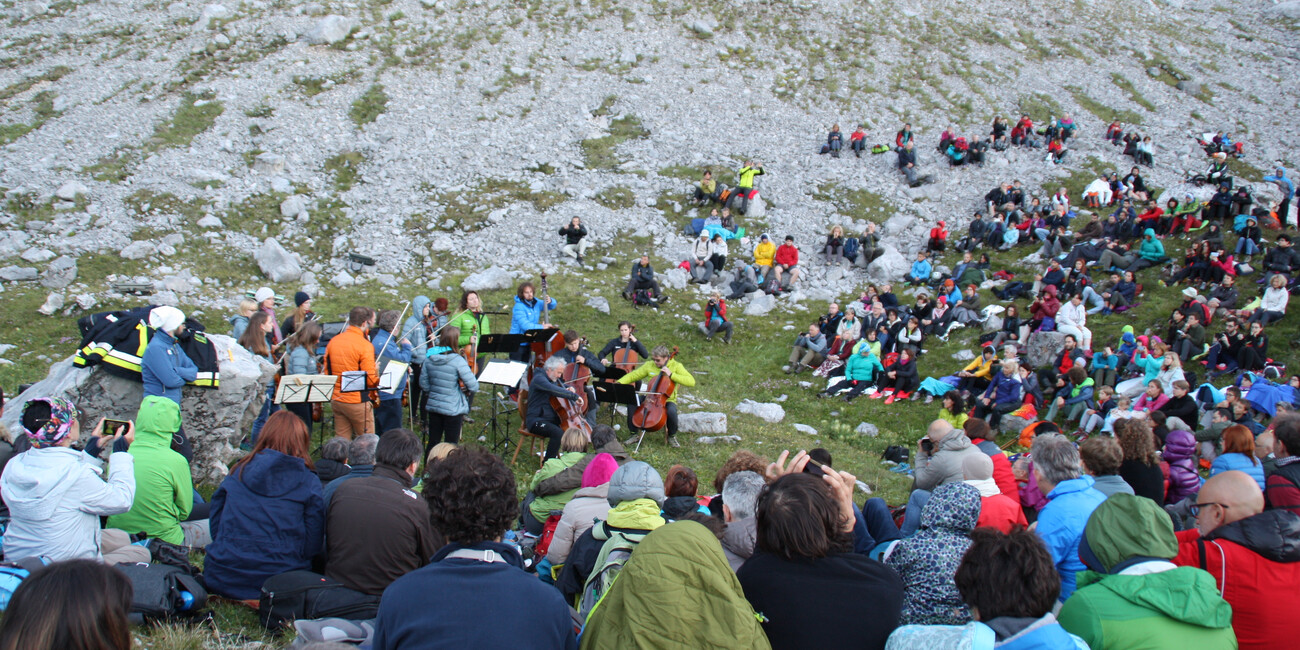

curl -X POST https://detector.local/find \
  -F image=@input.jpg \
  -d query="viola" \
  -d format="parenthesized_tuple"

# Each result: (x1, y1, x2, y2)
(631, 346, 679, 432)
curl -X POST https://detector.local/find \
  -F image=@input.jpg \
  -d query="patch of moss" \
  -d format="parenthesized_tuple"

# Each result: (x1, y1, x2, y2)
(594, 186, 635, 210)
(349, 83, 388, 126)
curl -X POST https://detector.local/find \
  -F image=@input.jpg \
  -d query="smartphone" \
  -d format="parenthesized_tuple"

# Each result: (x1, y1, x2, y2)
(103, 419, 131, 435)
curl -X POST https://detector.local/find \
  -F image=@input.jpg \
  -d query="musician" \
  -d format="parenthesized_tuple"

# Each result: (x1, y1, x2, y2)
(371, 310, 413, 435)
(597, 322, 649, 362)
(553, 331, 606, 425)
(420, 327, 479, 450)
(447, 291, 491, 348)
(509, 282, 557, 362)
(618, 345, 696, 448)
(324, 307, 379, 439)
(403, 296, 436, 434)
(525, 356, 583, 460)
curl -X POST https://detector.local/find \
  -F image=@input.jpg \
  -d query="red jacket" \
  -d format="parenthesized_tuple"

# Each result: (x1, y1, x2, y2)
(1138, 206, 1164, 222)
(703, 299, 727, 324)
(928, 227, 948, 242)
(972, 438, 1018, 497)
(1173, 510, 1300, 650)
(773, 244, 799, 267)
(850, 129, 865, 143)
(977, 493, 1028, 533)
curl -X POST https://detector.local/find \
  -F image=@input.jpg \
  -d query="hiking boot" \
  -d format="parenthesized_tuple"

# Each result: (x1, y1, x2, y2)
(668, 436, 681, 448)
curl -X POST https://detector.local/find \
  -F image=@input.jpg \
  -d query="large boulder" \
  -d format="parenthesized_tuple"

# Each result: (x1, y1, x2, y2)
(743, 292, 776, 316)
(866, 245, 909, 283)
(661, 267, 689, 290)
(1025, 331, 1067, 368)
(255, 238, 303, 283)
(677, 411, 727, 435)
(0, 334, 275, 485)
(461, 266, 514, 292)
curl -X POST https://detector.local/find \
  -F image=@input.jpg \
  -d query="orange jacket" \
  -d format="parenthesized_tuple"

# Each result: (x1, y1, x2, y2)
(324, 325, 378, 403)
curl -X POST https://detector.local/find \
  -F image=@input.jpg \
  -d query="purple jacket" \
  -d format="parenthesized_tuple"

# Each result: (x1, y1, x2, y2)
(1162, 429, 1202, 504)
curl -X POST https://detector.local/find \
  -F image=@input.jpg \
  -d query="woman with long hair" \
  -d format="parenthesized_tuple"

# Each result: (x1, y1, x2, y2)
(1115, 418, 1164, 503)
(240, 312, 279, 443)
(0, 560, 133, 650)
(281, 291, 315, 339)
(283, 320, 323, 428)
(204, 411, 323, 601)
(420, 326, 479, 450)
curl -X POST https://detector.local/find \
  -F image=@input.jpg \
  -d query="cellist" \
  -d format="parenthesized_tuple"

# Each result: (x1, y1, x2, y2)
(597, 321, 648, 361)
(617, 345, 696, 448)
(525, 356, 582, 461)
(553, 331, 605, 426)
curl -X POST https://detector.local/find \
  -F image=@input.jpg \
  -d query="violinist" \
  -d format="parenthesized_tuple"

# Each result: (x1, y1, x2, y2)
(618, 345, 696, 448)
(553, 331, 605, 425)
(598, 322, 648, 361)
(447, 291, 491, 348)
(525, 356, 582, 460)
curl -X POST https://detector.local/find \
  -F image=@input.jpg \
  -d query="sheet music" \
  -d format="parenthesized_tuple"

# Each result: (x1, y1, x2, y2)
(340, 370, 369, 392)
(478, 360, 529, 387)
(379, 361, 409, 394)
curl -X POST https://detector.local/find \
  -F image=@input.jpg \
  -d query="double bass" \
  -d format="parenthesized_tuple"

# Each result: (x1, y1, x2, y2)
(530, 273, 564, 374)
(631, 346, 679, 432)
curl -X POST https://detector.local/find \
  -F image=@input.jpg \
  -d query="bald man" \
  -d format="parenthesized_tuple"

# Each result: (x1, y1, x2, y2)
(1172, 470, 1300, 650)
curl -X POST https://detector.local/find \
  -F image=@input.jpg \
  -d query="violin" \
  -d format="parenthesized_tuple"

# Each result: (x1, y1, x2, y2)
(461, 324, 479, 375)
(631, 346, 679, 432)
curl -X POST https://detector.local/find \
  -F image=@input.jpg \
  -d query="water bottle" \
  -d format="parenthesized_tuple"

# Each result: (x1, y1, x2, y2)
(179, 590, 195, 611)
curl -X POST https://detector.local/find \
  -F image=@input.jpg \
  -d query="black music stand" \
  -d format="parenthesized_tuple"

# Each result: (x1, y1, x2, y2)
(476, 360, 529, 455)
(478, 333, 528, 354)
(593, 382, 639, 430)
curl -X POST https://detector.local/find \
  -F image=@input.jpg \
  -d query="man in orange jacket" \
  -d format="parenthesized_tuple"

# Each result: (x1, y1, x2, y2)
(325, 307, 379, 438)
(1172, 470, 1300, 650)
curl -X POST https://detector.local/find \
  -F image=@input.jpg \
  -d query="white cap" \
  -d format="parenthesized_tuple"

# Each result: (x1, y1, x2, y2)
(1182, 287, 1198, 299)
(148, 306, 186, 333)
(254, 287, 275, 303)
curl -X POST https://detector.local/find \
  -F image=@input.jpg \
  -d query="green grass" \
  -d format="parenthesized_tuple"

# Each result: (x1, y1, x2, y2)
(0, 64, 70, 102)
(593, 186, 635, 210)
(1066, 86, 1144, 126)
(427, 178, 568, 231)
(812, 182, 891, 223)
(349, 84, 388, 126)
(1017, 92, 1063, 121)
(324, 151, 365, 191)
(81, 91, 223, 182)
(580, 110, 650, 170)
(1110, 74, 1157, 113)
(0, 89, 58, 145)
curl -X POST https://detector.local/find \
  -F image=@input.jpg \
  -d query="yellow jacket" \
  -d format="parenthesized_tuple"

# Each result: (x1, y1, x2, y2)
(963, 354, 997, 379)
(618, 359, 695, 403)
(754, 241, 775, 267)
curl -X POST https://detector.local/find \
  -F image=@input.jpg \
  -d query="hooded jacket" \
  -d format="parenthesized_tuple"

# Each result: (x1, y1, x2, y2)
(1, 443, 135, 562)
(583, 521, 770, 650)
(419, 348, 478, 416)
(527, 451, 585, 523)
(846, 349, 884, 382)
(1163, 429, 1202, 503)
(887, 483, 981, 625)
(554, 461, 665, 600)
(1035, 475, 1107, 601)
(371, 329, 413, 402)
(229, 314, 249, 340)
(721, 515, 757, 571)
(1138, 228, 1167, 261)
(753, 240, 775, 267)
(402, 296, 431, 359)
(106, 396, 193, 545)
(1173, 509, 1300, 650)
(1058, 494, 1236, 649)
(547, 483, 611, 565)
(204, 449, 325, 600)
(913, 429, 984, 492)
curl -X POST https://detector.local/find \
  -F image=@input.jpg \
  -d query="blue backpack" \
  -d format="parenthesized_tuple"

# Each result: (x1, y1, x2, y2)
(0, 557, 49, 610)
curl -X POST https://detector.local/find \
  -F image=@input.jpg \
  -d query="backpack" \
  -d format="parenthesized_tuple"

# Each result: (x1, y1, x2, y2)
(632, 289, 656, 307)
(532, 513, 563, 562)
(115, 561, 208, 624)
(0, 557, 48, 611)
(258, 570, 381, 630)
(870, 144, 890, 154)
(579, 528, 647, 620)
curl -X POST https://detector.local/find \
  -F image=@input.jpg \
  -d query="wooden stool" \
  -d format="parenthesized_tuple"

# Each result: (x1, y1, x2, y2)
(511, 427, 546, 468)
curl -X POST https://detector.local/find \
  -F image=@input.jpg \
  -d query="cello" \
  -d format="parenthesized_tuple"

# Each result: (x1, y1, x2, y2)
(610, 324, 642, 374)
(554, 345, 593, 438)
(631, 346, 679, 433)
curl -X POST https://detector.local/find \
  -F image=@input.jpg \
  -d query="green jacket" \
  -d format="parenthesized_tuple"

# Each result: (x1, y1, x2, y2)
(529, 452, 585, 522)
(582, 520, 770, 650)
(1138, 229, 1166, 262)
(445, 310, 490, 348)
(617, 359, 695, 404)
(106, 396, 194, 544)
(845, 351, 884, 382)
(1058, 493, 1236, 650)
(736, 165, 764, 190)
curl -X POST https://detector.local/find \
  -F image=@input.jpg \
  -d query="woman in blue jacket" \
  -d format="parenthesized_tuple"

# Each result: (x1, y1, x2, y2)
(509, 282, 558, 361)
(205, 411, 324, 601)
(1208, 425, 1266, 490)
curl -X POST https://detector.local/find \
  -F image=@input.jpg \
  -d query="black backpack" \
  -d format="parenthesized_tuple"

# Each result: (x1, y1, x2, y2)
(258, 570, 381, 630)
(632, 289, 656, 307)
(115, 562, 208, 624)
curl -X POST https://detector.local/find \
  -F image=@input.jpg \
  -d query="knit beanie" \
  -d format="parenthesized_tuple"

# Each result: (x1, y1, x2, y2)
(148, 306, 185, 333)
(21, 397, 77, 448)
(582, 453, 619, 488)
(294, 291, 311, 307)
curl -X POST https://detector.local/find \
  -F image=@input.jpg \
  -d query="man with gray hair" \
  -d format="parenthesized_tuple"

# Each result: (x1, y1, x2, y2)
(1032, 433, 1107, 601)
(526, 355, 583, 460)
(720, 471, 766, 570)
(323, 433, 379, 504)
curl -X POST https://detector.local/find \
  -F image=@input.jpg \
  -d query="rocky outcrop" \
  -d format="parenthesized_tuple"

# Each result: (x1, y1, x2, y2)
(0, 334, 275, 485)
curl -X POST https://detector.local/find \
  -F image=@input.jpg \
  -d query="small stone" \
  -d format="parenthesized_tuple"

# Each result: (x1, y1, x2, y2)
(743, 292, 776, 316)
(331, 270, 355, 287)
(735, 399, 785, 423)
(678, 411, 727, 434)
(280, 195, 309, 218)
(0, 266, 38, 281)
(120, 241, 156, 260)
(793, 423, 817, 436)
(695, 435, 742, 445)
(37, 293, 64, 316)
(253, 152, 286, 174)
(302, 14, 355, 45)
(255, 238, 303, 283)
(952, 349, 976, 361)
(461, 266, 514, 292)
(197, 215, 223, 228)
(20, 247, 54, 262)
(271, 177, 294, 193)
(55, 181, 88, 201)
(856, 422, 879, 437)
(39, 256, 77, 289)
(585, 296, 610, 314)
(76, 294, 97, 310)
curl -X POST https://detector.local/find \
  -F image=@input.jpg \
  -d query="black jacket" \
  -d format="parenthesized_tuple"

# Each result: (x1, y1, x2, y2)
(525, 372, 580, 427)
(1120, 459, 1166, 504)
(558, 224, 587, 245)
(325, 464, 442, 595)
(1159, 394, 1198, 425)
(737, 551, 904, 650)
(629, 263, 655, 284)
(1206, 509, 1300, 561)
(1265, 246, 1300, 273)
(896, 147, 916, 169)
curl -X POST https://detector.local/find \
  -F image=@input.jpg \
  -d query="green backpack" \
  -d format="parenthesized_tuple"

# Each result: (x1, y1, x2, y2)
(579, 526, 649, 621)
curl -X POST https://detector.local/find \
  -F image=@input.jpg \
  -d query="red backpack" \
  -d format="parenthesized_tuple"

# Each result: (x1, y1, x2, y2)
(532, 513, 563, 561)
(955, 137, 968, 151)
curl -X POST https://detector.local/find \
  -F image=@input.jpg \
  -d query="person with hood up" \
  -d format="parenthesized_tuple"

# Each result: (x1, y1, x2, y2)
(886, 482, 981, 625)
(1031, 433, 1107, 601)
(543, 452, 617, 567)
(403, 296, 433, 428)
(739, 456, 904, 649)
(106, 396, 210, 548)
(1130, 227, 1168, 271)
(420, 326, 478, 449)
(962, 453, 1026, 533)
(720, 470, 765, 571)
(884, 529, 1089, 650)
(204, 411, 324, 601)
(1027, 285, 1060, 332)
(583, 520, 770, 650)
(1263, 166, 1295, 228)
(555, 460, 666, 602)
(1058, 493, 1236, 649)
(1163, 428, 1202, 506)
(1172, 470, 1300, 649)
(2, 397, 148, 565)
(370, 309, 413, 435)
(821, 342, 884, 401)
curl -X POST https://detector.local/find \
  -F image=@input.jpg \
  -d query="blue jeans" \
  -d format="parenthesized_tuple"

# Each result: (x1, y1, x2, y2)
(1236, 238, 1260, 255)
(251, 383, 279, 443)
(861, 489, 932, 541)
